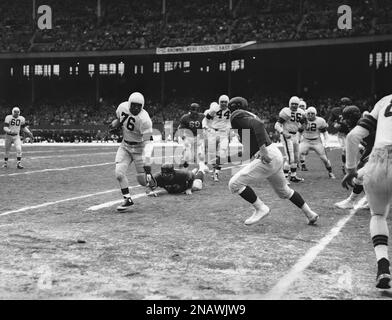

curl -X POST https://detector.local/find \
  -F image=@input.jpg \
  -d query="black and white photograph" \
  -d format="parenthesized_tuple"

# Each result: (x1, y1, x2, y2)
(0, 0, 392, 305)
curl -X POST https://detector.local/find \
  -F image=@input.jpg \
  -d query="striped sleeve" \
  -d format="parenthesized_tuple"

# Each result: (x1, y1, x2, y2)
(357, 114, 377, 133)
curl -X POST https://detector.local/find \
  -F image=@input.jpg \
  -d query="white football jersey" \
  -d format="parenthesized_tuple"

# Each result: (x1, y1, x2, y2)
(4, 115, 25, 135)
(116, 102, 152, 143)
(207, 104, 231, 130)
(370, 94, 392, 148)
(303, 116, 328, 140)
(278, 107, 305, 134)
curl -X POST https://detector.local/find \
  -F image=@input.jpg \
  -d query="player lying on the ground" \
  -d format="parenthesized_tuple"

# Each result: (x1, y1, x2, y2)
(228, 96, 319, 226)
(108, 92, 156, 212)
(3, 107, 34, 169)
(146, 162, 208, 196)
(274, 96, 305, 183)
(336, 107, 375, 210)
(204, 95, 231, 182)
(177, 102, 205, 168)
(342, 93, 392, 290)
(298, 107, 336, 179)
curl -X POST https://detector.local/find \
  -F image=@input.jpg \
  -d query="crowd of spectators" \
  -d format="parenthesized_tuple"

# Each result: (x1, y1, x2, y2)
(0, 0, 391, 53)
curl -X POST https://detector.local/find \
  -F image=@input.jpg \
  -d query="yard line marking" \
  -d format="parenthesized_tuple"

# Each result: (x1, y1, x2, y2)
(262, 209, 357, 300)
(18, 148, 113, 154)
(86, 163, 246, 211)
(26, 152, 115, 160)
(86, 190, 167, 211)
(0, 162, 113, 177)
(0, 186, 141, 217)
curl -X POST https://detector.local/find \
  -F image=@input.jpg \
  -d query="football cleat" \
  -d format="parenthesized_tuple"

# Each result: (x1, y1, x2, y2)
(245, 204, 270, 225)
(328, 172, 336, 179)
(290, 176, 304, 183)
(334, 194, 359, 209)
(16, 162, 24, 169)
(376, 259, 391, 290)
(213, 172, 219, 182)
(301, 164, 308, 171)
(116, 198, 134, 212)
(354, 196, 369, 211)
(307, 211, 319, 225)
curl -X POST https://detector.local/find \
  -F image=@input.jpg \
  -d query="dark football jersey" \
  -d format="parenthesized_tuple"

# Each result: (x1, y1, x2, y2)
(328, 106, 349, 134)
(357, 115, 376, 166)
(154, 169, 195, 194)
(230, 109, 271, 158)
(178, 113, 204, 136)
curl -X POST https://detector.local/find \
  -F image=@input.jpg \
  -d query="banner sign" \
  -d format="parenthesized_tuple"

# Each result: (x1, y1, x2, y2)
(156, 41, 256, 55)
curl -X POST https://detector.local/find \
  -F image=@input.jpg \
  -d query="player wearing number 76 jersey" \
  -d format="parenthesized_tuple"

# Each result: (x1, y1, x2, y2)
(343, 94, 392, 289)
(109, 92, 155, 212)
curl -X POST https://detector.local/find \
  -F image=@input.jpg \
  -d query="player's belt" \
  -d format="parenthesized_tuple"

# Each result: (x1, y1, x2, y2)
(305, 137, 319, 141)
(124, 140, 140, 146)
(6, 133, 17, 136)
(289, 131, 297, 134)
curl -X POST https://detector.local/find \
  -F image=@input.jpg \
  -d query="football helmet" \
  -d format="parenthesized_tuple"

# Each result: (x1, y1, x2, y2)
(12, 107, 20, 117)
(228, 96, 248, 112)
(306, 106, 317, 121)
(299, 100, 307, 111)
(218, 95, 229, 109)
(340, 97, 352, 108)
(342, 105, 361, 129)
(128, 92, 145, 116)
(289, 96, 300, 111)
(190, 102, 200, 116)
(161, 163, 175, 180)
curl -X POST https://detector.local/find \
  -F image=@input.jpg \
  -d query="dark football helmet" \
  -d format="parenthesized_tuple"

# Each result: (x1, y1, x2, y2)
(342, 105, 361, 130)
(228, 96, 248, 112)
(190, 103, 200, 116)
(340, 97, 352, 108)
(161, 163, 175, 180)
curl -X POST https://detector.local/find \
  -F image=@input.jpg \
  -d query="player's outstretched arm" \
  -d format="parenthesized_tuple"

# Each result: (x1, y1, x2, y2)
(22, 126, 34, 139)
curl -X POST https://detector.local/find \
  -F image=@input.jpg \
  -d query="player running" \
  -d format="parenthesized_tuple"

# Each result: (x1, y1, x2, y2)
(342, 93, 392, 289)
(177, 103, 206, 168)
(336, 107, 375, 209)
(146, 162, 208, 196)
(328, 97, 352, 174)
(228, 96, 319, 226)
(109, 92, 155, 212)
(204, 95, 231, 182)
(3, 107, 34, 169)
(274, 96, 306, 182)
(298, 107, 335, 178)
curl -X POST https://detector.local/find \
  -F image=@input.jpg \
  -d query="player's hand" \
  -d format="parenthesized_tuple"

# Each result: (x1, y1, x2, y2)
(185, 189, 192, 195)
(261, 153, 272, 164)
(341, 168, 358, 190)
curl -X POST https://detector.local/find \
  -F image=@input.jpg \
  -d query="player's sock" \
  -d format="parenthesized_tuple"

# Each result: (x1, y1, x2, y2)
(239, 186, 258, 204)
(183, 161, 189, 168)
(341, 154, 346, 165)
(121, 187, 131, 199)
(290, 167, 297, 177)
(353, 183, 364, 195)
(195, 170, 204, 181)
(289, 191, 305, 209)
(4, 158, 8, 162)
(300, 159, 305, 166)
(17, 156, 21, 162)
(283, 169, 289, 178)
(371, 215, 389, 262)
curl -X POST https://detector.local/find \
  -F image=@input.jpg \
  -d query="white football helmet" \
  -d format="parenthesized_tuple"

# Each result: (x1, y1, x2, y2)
(128, 92, 145, 115)
(289, 96, 300, 111)
(306, 106, 317, 121)
(299, 100, 307, 111)
(12, 107, 20, 117)
(218, 95, 229, 108)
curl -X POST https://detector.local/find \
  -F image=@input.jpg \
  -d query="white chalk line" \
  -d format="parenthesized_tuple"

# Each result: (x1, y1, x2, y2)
(6, 148, 115, 155)
(0, 162, 114, 177)
(0, 186, 140, 217)
(261, 208, 357, 300)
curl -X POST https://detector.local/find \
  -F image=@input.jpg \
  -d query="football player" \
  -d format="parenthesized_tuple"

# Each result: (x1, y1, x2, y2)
(146, 162, 208, 195)
(274, 96, 306, 182)
(177, 102, 206, 168)
(204, 95, 231, 182)
(328, 97, 352, 174)
(298, 99, 307, 169)
(3, 107, 34, 169)
(298, 107, 335, 178)
(335, 107, 375, 209)
(228, 96, 318, 226)
(299, 100, 307, 111)
(109, 92, 155, 212)
(342, 94, 392, 289)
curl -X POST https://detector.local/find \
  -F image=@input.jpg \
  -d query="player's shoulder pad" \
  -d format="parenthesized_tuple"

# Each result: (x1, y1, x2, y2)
(4, 115, 12, 123)
(116, 102, 129, 117)
(357, 113, 377, 133)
